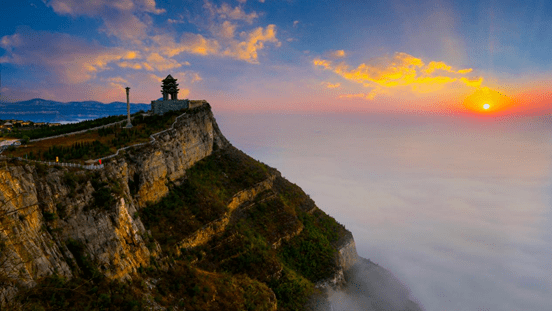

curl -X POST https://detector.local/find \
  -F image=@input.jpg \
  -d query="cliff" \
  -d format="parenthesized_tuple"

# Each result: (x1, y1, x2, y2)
(0, 104, 362, 310)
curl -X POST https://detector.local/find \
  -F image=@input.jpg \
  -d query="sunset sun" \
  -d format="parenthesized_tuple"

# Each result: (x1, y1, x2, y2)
(483, 103, 490, 110)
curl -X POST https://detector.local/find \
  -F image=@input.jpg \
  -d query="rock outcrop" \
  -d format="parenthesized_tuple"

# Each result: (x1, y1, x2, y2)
(0, 105, 229, 304)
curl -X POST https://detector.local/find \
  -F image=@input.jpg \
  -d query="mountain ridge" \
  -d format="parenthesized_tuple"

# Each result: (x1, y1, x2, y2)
(0, 98, 151, 123)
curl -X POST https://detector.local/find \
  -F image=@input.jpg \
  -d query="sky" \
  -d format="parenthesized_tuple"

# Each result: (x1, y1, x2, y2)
(1, 0, 552, 116)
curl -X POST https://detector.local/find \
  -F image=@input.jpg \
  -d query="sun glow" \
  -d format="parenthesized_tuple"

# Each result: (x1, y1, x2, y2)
(463, 87, 513, 114)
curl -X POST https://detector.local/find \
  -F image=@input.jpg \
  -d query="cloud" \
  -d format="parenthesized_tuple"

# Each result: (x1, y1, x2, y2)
(330, 50, 346, 59)
(179, 33, 221, 56)
(423, 61, 473, 75)
(322, 82, 341, 89)
(148, 3, 279, 64)
(339, 90, 380, 100)
(106, 76, 129, 88)
(293, 20, 299, 27)
(167, 18, 184, 24)
(118, 61, 143, 70)
(461, 76, 483, 87)
(0, 27, 132, 83)
(218, 20, 237, 39)
(1, 0, 280, 103)
(313, 58, 332, 69)
(184, 71, 203, 83)
(457, 68, 473, 74)
(139, 21, 279, 64)
(223, 24, 280, 63)
(314, 52, 483, 100)
(45, 0, 165, 40)
(123, 51, 140, 59)
(149, 73, 164, 83)
(45, 0, 165, 16)
(99, 11, 150, 40)
(144, 52, 183, 71)
(203, 1, 258, 24)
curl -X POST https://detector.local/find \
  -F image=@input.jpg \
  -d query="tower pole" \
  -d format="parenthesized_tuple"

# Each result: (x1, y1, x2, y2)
(125, 87, 132, 128)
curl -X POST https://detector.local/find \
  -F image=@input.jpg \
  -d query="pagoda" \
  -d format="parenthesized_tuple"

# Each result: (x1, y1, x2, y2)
(161, 74, 179, 100)
(151, 74, 189, 114)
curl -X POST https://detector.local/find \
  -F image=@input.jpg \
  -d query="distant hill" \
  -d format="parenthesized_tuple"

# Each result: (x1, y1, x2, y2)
(0, 98, 150, 123)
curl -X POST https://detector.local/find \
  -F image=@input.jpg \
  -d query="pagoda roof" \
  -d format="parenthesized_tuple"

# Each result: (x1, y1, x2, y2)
(164, 74, 176, 81)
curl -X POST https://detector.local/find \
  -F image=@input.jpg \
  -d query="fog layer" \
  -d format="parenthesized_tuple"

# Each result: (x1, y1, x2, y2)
(218, 112, 552, 311)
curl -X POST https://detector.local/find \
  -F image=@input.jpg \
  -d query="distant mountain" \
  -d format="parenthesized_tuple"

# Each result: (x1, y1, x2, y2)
(0, 98, 151, 123)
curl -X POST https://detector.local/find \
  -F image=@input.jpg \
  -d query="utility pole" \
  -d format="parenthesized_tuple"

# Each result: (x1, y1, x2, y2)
(125, 86, 132, 128)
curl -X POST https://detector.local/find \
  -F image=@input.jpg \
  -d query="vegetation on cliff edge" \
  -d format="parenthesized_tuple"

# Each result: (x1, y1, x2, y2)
(10, 145, 349, 311)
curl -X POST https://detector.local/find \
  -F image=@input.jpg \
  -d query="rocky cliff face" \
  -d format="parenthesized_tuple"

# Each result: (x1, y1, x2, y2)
(0, 104, 359, 310)
(127, 105, 230, 207)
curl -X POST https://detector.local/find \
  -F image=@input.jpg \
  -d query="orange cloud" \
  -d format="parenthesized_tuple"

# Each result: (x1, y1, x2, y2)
(457, 68, 473, 74)
(118, 61, 143, 70)
(329, 52, 424, 87)
(223, 25, 280, 63)
(423, 61, 453, 74)
(313, 58, 332, 69)
(179, 33, 221, 56)
(322, 82, 341, 89)
(106, 76, 129, 88)
(314, 52, 484, 100)
(461, 77, 483, 87)
(123, 51, 140, 59)
(339, 90, 379, 100)
(330, 50, 346, 58)
(149, 73, 163, 83)
(149, 22, 279, 64)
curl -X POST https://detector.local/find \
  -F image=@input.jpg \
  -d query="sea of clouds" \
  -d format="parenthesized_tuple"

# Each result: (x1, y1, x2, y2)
(218, 112, 552, 311)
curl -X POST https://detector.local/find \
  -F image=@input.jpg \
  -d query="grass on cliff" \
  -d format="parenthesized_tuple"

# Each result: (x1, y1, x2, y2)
(139, 146, 271, 253)
(15, 274, 148, 311)
(139, 146, 349, 310)
(15, 144, 349, 311)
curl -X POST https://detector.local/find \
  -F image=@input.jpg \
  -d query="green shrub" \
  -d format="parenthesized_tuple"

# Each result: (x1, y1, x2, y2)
(43, 212, 57, 222)
(65, 239, 102, 281)
(279, 211, 337, 282)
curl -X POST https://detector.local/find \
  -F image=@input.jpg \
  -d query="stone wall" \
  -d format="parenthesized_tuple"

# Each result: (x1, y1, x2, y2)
(151, 99, 189, 115)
